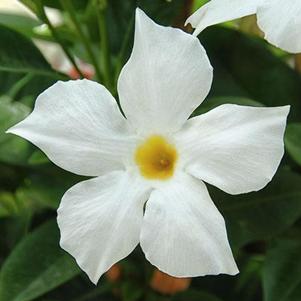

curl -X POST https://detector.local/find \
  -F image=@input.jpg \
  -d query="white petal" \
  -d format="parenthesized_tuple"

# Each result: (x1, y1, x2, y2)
(140, 172, 238, 277)
(257, 0, 301, 53)
(118, 8, 213, 135)
(186, 0, 260, 36)
(175, 104, 290, 195)
(7, 79, 136, 176)
(57, 171, 151, 284)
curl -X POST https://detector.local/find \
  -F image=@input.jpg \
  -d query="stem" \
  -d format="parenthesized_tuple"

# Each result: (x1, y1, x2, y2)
(8, 73, 34, 99)
(61, 0, 103, 82)
(114, 13, 135, 85)
(39, 5, 84, 78)
(96, 1, 112, 90)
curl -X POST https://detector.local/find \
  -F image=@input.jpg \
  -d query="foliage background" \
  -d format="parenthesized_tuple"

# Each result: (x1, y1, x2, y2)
(1, 0, 301, 301)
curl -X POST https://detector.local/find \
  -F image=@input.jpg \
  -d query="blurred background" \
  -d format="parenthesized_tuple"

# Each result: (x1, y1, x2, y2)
(0, 1, 301, 301)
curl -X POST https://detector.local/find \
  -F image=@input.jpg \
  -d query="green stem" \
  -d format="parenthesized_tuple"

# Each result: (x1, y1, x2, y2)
(38, 5, 84, 78)
(96, 1, 112, 90)
(114, 13, 135, 86)
(8, 73, 34, 99)
(61, 0, 103, 82)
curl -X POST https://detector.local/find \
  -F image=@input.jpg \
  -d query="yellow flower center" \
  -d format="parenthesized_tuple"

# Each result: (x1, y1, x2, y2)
(135, 135, 178, 180)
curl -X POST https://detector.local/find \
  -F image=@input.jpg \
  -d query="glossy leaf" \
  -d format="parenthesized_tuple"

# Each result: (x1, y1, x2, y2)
(192, 96, 263, 116)
(201, 27, 301, 121)
(18, 0, 41, 17)
(0, 13, 40, 38)
(209, 169, 301, 247)
(0, 98, 33, 165)
(0, 24, 57, 77)
(263, 239, 301, 301)
(16, 169, 83, 210)
(285, 123, 301, 166)
(0, 220, 80, 301)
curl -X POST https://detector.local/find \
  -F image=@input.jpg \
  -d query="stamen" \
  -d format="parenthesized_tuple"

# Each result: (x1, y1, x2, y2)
(135, 135, 178, 180)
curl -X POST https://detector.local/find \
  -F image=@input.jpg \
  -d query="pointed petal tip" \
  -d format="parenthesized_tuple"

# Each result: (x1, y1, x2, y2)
(135, 7, 152, 28)
(273, 104, 291, 120)
(5, 124, 20, 135)
(284, 104, 291, 115)
(227, 264, 240, 276)
(58, 233, 101, 286)
(135, 7, 143, 15)
(5, 128, 12, 134)
(89, 275, 100, 286)
(135, 7, 147, 21)
(184, 16, 191, 27)
(144, 250, 239, 278)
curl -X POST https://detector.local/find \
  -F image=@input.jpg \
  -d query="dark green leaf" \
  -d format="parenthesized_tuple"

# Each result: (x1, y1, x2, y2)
(121, 281, 144, 301)
(0, 220, 80, 301)
(200, 27, 301, 121)
(16, 169, 82, 210)
(285, 123, 301, 166)
(209, 169, 301, 247)
(193, 96, 263, 116)
(0, 192, 19, 217)
(0, 98, 34, 165)
(27, 151, 49, 165)
(0, 24, 58, 77)
(173, 289, 224, 301)
(0, 13, 41, 38)
(18, 0, 41, 17)
(106, 0, 185, 56)
(263, 239, 301, 301)
(0, 73, 55, 103)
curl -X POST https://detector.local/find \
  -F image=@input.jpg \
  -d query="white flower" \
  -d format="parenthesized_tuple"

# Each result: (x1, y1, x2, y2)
(186, 0, 301, 53)
(7, 8, 289, 284)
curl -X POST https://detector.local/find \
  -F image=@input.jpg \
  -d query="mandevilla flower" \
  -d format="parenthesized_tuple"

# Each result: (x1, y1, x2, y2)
(186, 0, 301, 53)
(7, 8, 289, 284)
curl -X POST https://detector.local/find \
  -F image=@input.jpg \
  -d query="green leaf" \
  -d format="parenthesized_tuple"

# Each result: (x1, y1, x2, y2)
(0, 192, 19, 217)
(0, 98, 34, 165)
(138, 0, 186, 25)
(27, 150, 49, 165)
(0, 13, 41, 38)
(16, 170, 82, 210)
(209, 169, 301, 247)
(18, 0, 41, 17)
(173, 289, 224, 301)
(200, 27, 301, 121)
(0, 210, 33, 250)
(0, 24, 58, 77)
(0, 73, 55, 101)
(263, 239, 301, 301)
(192, 96, 263, 116)
(0, 220, 80, 301)
(121, 281, 144, 301)
(105, 0, 185, 56)
(234, 255, 264, 300)
(285, 123, 301, 166)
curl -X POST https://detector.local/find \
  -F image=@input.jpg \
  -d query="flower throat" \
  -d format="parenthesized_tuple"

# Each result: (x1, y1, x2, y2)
(135, 135, 178, 180)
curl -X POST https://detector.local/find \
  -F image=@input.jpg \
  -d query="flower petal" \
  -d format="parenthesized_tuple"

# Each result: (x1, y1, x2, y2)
(186, 0, 260, 36)
(175, 104, 290, 195)
(57, 171, 151, 284)
(118, 8, 213, 135)
(257, 0, 301, 53)
(7, 79, 135, 176)
(140, 173, 238, 277)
